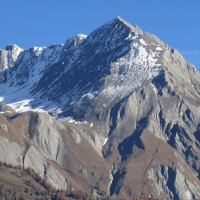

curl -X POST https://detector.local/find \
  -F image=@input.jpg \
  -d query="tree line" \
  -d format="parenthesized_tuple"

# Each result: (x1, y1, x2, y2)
(0, 162, 159, 200)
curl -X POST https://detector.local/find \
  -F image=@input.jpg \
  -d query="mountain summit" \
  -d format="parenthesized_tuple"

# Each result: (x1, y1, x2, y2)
(1, 17, 200, 199)
(0, 16, 157, 118)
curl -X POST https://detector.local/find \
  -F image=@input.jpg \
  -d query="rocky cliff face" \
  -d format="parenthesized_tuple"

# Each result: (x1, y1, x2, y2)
(1, 17, 200, 199)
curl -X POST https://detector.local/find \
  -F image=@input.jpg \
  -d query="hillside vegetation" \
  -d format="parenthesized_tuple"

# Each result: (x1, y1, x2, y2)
(0, 163, 159, 200)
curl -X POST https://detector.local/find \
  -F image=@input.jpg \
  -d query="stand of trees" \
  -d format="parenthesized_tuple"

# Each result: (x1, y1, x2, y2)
(0, 162, 159, 200)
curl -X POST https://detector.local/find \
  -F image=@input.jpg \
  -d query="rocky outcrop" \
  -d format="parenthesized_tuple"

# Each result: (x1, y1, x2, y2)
(24, 146, 69, 190)
(0, 135, 23, 166)
(149, 165, 200, 200)
(28, 113, 67, 165)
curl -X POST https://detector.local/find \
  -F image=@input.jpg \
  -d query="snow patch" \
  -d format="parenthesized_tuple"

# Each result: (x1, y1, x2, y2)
(125, 32, 139, 41)
(100, 40, 161, 104)
(103, 137, 108, 146)
(191, 83, 195, 88)
(151, 83, 157, 94)
(61, 117, 88, 125)
(7, 99, 47, 113)
(139, 39, 148, 46)
(156, 47, 163, 51)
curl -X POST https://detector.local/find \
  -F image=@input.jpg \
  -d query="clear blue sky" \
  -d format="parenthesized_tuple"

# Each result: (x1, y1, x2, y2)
(0, 1, 200, 70)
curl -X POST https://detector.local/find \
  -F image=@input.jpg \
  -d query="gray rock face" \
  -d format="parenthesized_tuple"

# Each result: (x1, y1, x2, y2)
(0, 135, 23, 166)
(29, 113, 67, 166)
(149, 165, 200, 200)
(0, 17, 200, 199)
(24, 146, 69, 190)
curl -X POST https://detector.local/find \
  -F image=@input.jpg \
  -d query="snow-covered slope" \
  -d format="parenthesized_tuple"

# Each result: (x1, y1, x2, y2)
(0, 17, 164, 119)
(0, 44, 63, 113)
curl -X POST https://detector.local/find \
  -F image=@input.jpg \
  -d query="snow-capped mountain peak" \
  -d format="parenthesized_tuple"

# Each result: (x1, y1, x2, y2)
(1, 17, 166, 119)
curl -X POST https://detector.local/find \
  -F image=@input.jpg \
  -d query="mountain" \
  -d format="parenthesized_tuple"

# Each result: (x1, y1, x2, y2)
(1, 16, 200, 199)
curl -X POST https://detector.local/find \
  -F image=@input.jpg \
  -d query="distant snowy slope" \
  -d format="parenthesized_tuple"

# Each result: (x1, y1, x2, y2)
(0, 44, 63, 113)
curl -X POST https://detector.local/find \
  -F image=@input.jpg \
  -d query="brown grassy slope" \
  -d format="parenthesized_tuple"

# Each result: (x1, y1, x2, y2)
(0, 164, 93, 200)
(0, 166, 44, 200)
(0, 164, 160, 200)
